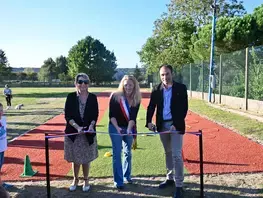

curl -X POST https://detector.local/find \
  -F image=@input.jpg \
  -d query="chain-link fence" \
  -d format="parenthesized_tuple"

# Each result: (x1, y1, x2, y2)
(151, 45, 263, 102)
(153, 46, 263, 103)
(248, 46, 263, 100)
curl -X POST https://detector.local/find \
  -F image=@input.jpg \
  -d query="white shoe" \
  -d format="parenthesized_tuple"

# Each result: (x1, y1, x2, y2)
(69, 184, 77, 191)
(82, 185, 90, 192)
(69, 179, 79, 191)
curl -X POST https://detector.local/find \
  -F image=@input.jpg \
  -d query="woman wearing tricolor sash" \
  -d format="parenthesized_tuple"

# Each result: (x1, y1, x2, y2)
(108, 75, 141, 189)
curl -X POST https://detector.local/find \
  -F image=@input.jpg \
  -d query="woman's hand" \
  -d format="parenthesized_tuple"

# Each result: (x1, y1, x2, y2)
(127, 128, 133, 136)
(87, 124, 94, 132)
(77, 126, 84, 133)
(116, 126, 123, 135)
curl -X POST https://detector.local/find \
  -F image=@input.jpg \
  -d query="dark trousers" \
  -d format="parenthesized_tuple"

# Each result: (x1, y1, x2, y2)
(5, 95, 11, 106)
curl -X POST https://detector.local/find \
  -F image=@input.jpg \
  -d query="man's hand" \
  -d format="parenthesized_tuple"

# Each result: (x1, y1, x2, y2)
(170, 125, 176, 132)
(147, 123, 156, 132)
(77, 126, 84, 133)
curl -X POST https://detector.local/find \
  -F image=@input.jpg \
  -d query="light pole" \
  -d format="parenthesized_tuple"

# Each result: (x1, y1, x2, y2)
(208, 0, 217, 102)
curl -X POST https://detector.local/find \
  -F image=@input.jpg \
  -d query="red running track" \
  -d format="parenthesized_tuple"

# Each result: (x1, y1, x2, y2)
(2, 94, 110, 182)
(141, 97, 263, 174)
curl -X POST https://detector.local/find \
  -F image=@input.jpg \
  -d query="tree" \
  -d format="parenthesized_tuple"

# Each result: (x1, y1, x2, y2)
(68, 36, 117, 84)
(56, 55, 68, 74)
(191, 7, 263, 61)
(139, 1, 263, 78)
(38, 58, 57, 81)
(58, 73, 72, 82)
(133, 64, 142, 82)
(137, 37, 159, 74)
(17, 72, 27, 81)
(0, 49, 12, 81)
(24, 67, 34, 74)
(138, 17, 195, 73)
(23, 68, 37, 81)
(167, 0, 246, 26)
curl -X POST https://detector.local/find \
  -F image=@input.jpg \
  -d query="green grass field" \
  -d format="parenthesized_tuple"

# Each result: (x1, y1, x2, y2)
(69, 107, 188, 178)
(82, 107, 168, 177)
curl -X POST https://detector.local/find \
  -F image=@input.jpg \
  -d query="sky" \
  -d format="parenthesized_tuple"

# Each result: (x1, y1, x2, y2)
(0, 0, 262, 69)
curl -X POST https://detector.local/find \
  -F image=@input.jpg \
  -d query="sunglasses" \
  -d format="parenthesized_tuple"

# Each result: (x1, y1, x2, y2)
(77, 79, 89, 85)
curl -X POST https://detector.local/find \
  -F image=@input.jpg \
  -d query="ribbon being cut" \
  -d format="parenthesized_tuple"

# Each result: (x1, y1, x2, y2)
(119, 96, 137, 150)
(45, 129, 201, 139)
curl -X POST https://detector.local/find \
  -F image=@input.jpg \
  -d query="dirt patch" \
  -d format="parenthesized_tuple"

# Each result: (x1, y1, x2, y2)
(6, 173, 263, 198)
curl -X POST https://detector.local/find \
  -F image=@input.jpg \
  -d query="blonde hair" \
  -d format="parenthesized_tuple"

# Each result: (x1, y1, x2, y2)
(116, 75, 141, 107)
(74, 73, 90, 94)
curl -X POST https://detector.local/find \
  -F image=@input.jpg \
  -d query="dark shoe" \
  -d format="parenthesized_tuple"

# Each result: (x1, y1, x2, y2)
(124, 178, 133, 184)
(115, 185, 124, 190)
(173, 187, 184, 198)
(158, 179, 175, 189)
(2, 183, 13, 189)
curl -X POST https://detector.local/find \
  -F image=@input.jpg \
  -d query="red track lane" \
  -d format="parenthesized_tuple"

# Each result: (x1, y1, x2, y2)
(2, 94, 110, 182)
(141, 98, 263, 174)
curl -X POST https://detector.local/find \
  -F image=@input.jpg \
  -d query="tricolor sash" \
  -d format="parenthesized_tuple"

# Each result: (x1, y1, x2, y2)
(120, 96, 137, 139)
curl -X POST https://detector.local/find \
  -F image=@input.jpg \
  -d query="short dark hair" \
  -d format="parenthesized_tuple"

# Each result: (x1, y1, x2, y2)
(159, 64, 173, 73)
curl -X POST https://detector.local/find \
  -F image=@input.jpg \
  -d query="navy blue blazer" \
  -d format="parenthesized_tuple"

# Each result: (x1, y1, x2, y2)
(146, 81, 188, 133)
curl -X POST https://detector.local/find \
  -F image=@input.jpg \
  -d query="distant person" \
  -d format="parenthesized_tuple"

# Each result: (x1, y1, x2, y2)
(0, 103, 13, 190)
(64, 73, 99, 192)
(108, 75, 141, 189)
(3, 85, 12, 110)
(146, 64, 188, 198)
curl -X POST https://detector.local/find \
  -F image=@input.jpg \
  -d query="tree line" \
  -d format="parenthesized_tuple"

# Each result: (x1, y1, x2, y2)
(0, 36, 122, 84)
(138, 0, 263, 100)
(138, 1, 263, 74)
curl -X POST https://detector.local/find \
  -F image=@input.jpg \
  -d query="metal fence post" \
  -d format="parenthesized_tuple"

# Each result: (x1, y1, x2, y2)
(190, 63, 192, 98)
(45, 133, 51, 198)
(199, 130, 204, 198)
(219, 54, 222, 104)
(245, 47, 249, 110)
(202, 61, 204, 100)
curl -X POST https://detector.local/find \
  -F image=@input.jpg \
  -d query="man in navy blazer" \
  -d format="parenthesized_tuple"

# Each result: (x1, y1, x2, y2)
(146, 64, 188, 198)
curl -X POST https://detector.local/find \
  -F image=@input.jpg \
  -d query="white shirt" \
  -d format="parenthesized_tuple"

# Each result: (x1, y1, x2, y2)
(0, 116, 7, 152)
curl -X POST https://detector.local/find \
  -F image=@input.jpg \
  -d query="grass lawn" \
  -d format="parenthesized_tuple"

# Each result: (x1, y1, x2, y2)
(189, 99, 263, 142)
(68, 106, 188, 178)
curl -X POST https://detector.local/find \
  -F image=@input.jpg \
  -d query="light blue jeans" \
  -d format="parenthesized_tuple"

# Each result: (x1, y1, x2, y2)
(109, 124, 133, 187)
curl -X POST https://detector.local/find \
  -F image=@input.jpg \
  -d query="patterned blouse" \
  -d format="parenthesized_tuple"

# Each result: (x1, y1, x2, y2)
(78, 96, 86, 121)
